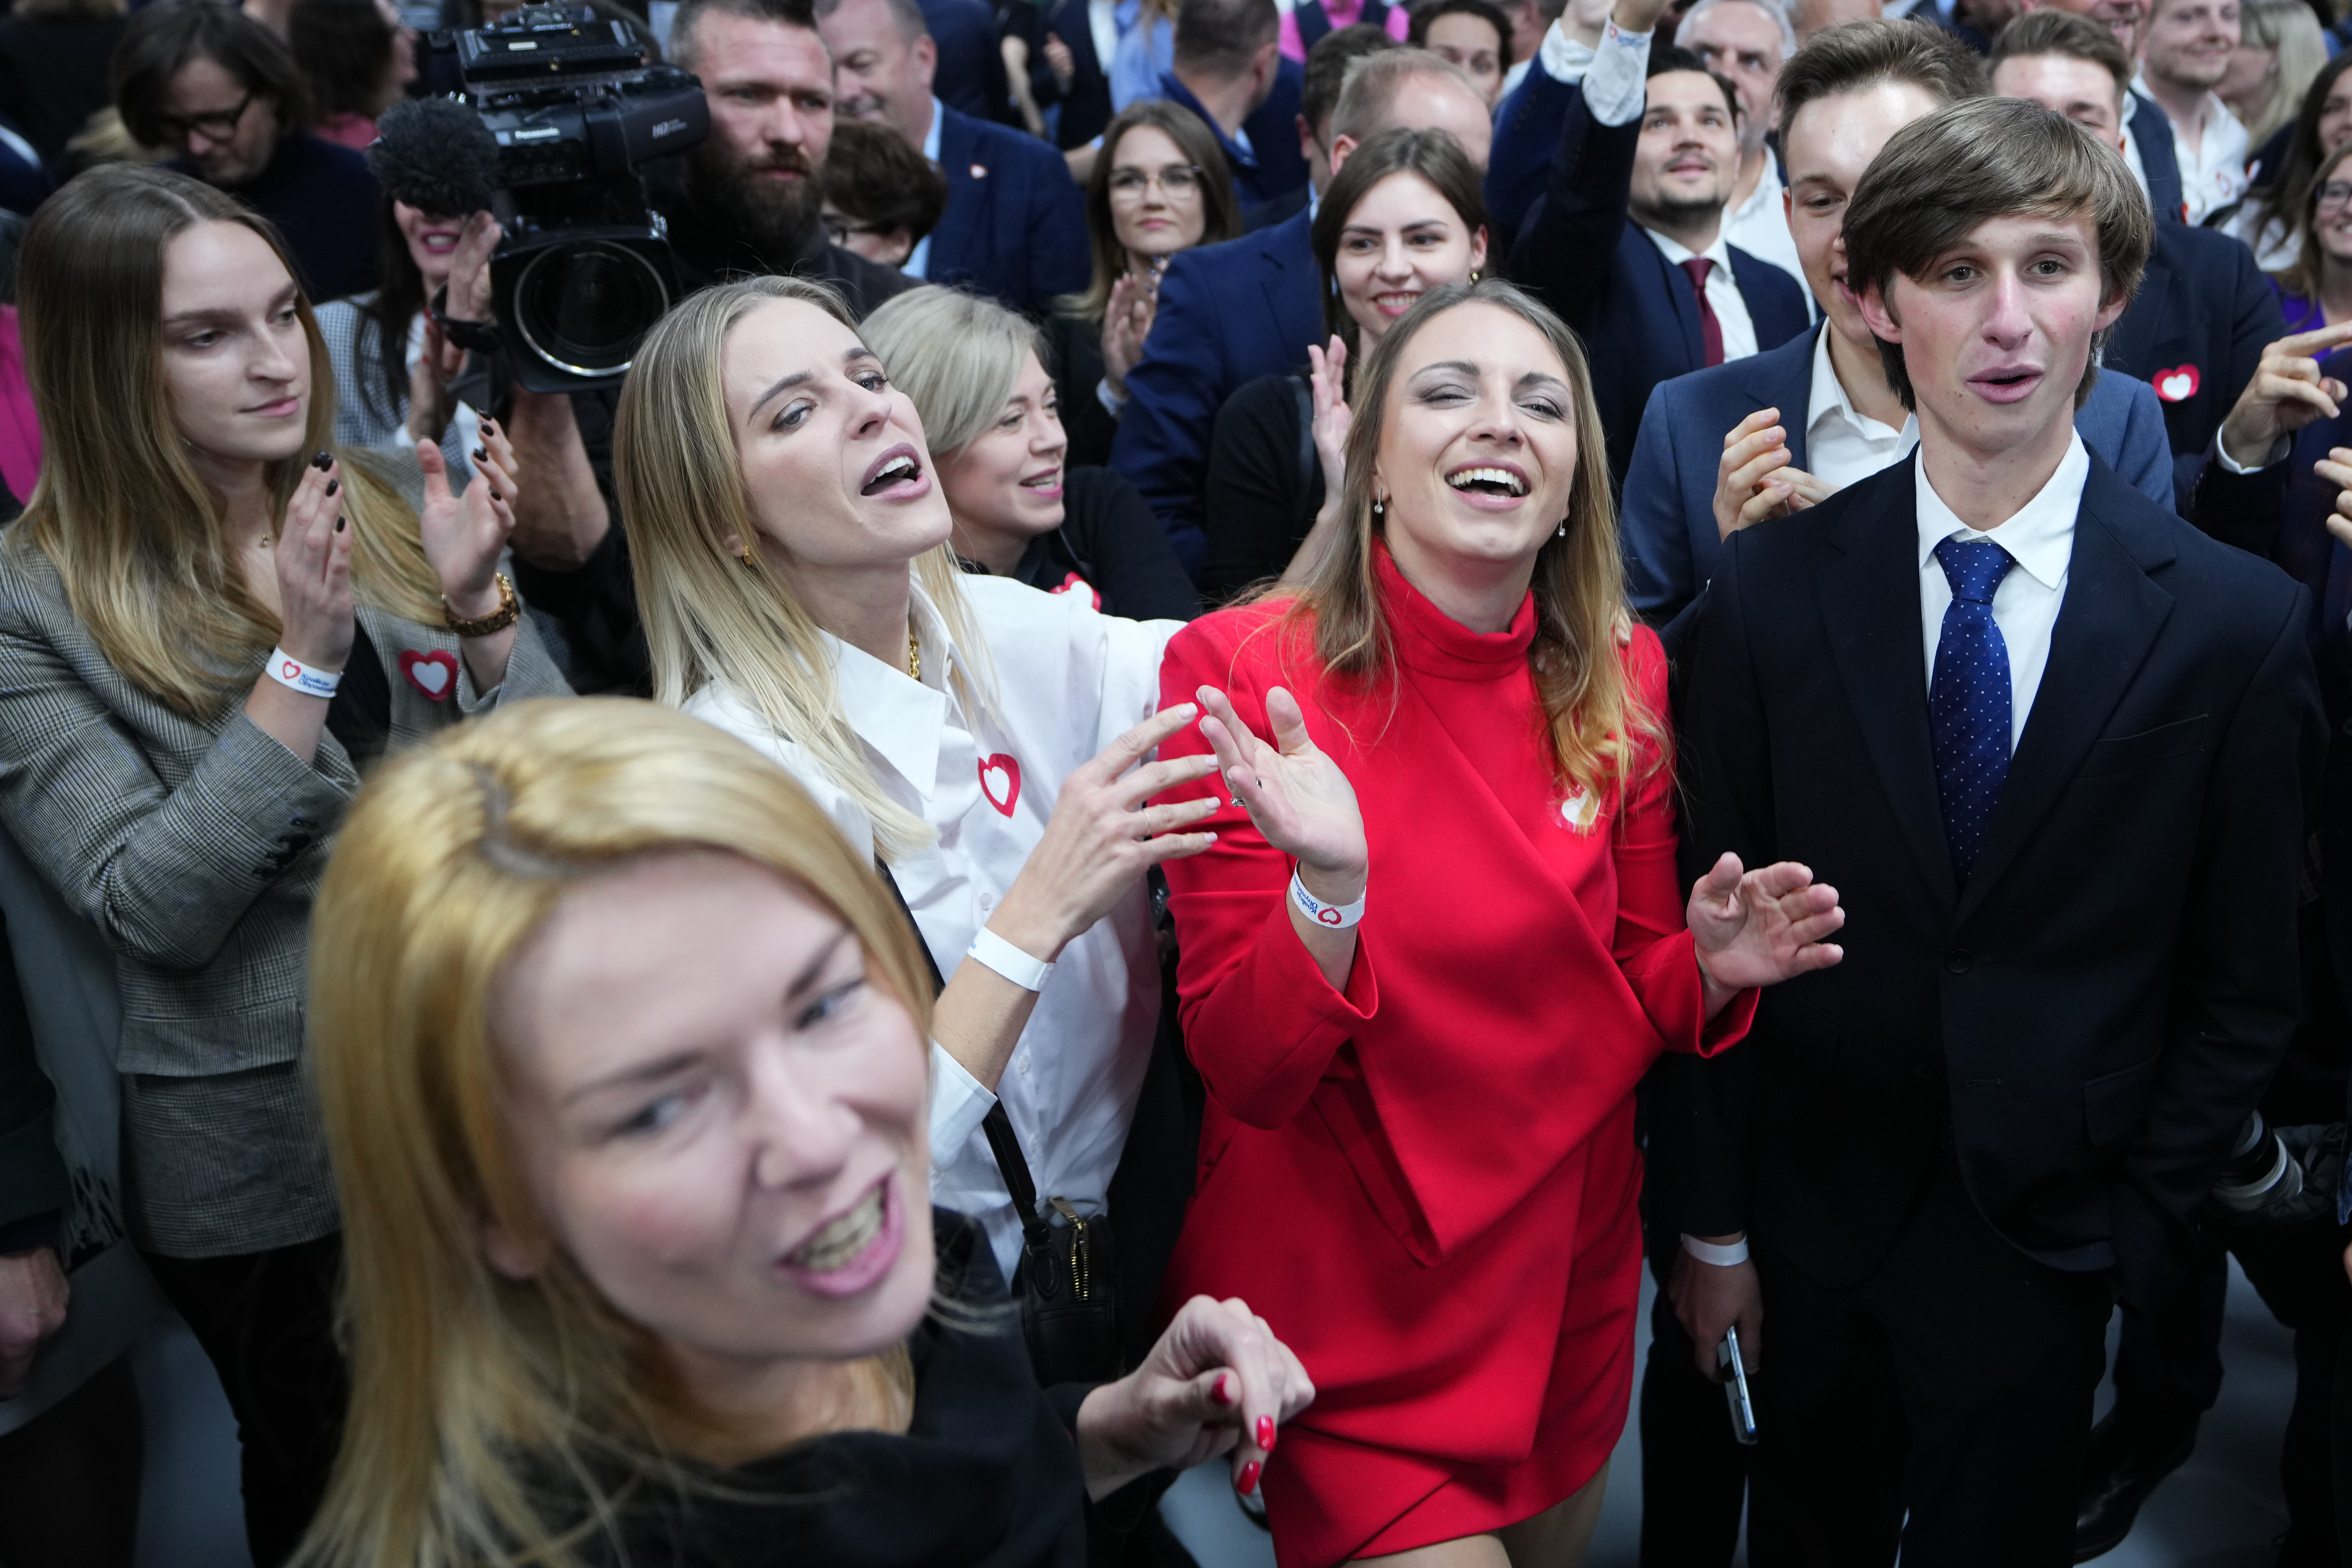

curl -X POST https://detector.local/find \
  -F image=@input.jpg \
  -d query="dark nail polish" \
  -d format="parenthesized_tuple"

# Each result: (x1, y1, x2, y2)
(1257, 1416, 1276, 1453)
(472, 447, 487, 461)
(324, 479, 338, 496)
(489, 487, 502, 500)
(335, 516, 345, 532)
(480, 417, 497, 432)
(1237, 1462, 1261, 1496)
(311, 450, 331, 470)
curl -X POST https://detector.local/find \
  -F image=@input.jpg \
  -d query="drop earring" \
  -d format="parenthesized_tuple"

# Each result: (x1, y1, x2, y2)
(1556, 520, 1568, 538)
(1373, 497, 1386, 517)
(739, 542, 758, 566)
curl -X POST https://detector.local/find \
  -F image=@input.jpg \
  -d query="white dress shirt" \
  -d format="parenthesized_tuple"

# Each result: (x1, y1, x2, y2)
(1915, 434, 2088, 750)
(1538, 15, 1650, 126)
(1804, 324, 1916, 490)
(682, 575, 1181, 1285)
(1087, 0, 1120, 80)
(1722, 152, 1808, 307)
(2135, 74, 2250, 226)
(1643, 229, 1759, 362)
(2121, 108, 2152, 207)
(903, 95, 948, 281)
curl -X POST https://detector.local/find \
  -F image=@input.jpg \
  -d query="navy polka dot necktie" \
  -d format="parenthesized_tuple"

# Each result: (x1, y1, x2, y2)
(1930, 536, 2016, 883)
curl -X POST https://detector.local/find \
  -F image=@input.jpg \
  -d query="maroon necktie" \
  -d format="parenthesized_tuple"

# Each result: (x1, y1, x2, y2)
(1681, 257, 1725, 367)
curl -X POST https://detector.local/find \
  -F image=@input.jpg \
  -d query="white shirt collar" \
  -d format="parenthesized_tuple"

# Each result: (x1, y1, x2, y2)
(1914, 432, 2088, 593)
(819, 576, 960, 796)
(1806, 323, 1913, 450)
(1730, 149, 1781, 224)
(1643, 226, 1734, 273)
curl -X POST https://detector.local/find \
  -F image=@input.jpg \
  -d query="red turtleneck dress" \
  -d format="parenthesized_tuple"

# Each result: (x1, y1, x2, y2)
(1155, 549, 1753, 1566)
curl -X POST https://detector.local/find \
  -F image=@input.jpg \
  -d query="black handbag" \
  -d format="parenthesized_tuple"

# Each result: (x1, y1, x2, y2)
(874, 861, 1126, 1386)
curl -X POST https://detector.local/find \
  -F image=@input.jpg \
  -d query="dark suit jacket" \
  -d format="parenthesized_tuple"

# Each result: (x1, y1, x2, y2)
(928, 104, 1092, 315)
(2103, 218, 2285, 506)
(1506, 84, 1811, 486)
(1671, 451, 2324, 1312)
(1106, 206, 1319, 576)
(922, 0, 1017, 125)
(1485, 55, 1571, 249)
(1160, 62, 1309, 212)
(2131, 89, 2187, 226)
(1620, 324, 2179, 625)
(1036, 0, 1113, 149)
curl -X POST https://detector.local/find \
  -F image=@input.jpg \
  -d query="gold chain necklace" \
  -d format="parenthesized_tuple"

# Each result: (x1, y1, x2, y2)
(907, 628, 921, 683)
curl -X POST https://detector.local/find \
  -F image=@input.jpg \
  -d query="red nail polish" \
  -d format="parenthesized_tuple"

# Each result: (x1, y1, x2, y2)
(1211, 1373, 1234, 1407)
(1257, 1416, 1277, 1453)
(1237, 1461, 1261, 1496)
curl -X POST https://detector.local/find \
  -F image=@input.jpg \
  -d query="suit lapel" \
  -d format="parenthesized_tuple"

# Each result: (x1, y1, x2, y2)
(1955, 463, 2175, 924)
(2104, 246, 2173, 375)
(932, 109, 980, 269)
(1816, 460, 1957, 908)
(1765, 326, 1820, 473)
(1640, 236, 1707, 370)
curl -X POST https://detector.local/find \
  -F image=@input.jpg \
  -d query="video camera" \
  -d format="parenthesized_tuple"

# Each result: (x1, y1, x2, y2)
(427, 4, 708, 391)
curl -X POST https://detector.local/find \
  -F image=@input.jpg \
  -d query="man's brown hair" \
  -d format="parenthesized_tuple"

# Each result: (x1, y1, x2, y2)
(1773, 17, 1983, 145)
(1330, 45, 1482, 145)
(1989, 9, 2132, 106)
(1843, 95, 2151, 409)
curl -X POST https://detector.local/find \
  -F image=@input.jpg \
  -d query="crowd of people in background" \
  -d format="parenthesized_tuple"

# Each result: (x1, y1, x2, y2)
(0, 0, 2351, 1562)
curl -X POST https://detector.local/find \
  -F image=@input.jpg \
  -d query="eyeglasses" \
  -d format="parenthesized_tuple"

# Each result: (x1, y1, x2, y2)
(1107, 163, 1203, 200)
(2318, 180, 2352, 210)
(825, 216, 891, 246)
(156, 89, 255, 147)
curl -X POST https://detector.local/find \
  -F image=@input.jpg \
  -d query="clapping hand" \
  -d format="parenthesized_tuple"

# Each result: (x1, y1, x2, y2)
(1713, 407, 1834, 542)
(1193, 684, 1366, 898)
(1307, 336, 1352, 511)
(1073, 1294, 1315, 1502)
(2219, 320, 2352, 469)
(275, 452, 356, 671)
(1101, 261, 1165, 400)
(2315, 446, 2352, 549)
(1686, 852, 1844, 1008)
(417, 417, 518, 616)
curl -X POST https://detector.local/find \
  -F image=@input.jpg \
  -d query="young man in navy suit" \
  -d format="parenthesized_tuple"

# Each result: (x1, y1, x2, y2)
(816, 0, 1090, 315)
(1990, 9, 2283, 506)
(1505, 18, 1812, 485)
(1619, 19, 2176, 628)
(1154, 0, 1310, 210)
(1106, 42, 1489, 574)
(1670, 96, 2323, 1563)
(2013, 0, 2189, 220)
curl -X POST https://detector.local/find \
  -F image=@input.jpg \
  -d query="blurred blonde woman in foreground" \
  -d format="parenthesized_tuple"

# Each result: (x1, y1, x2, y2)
(294, 699, 1312, 1568)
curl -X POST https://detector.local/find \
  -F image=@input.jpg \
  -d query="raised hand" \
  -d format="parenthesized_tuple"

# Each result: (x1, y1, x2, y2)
(2219, 319, 2352, 468)
(276, 452, 356, 670)
(988, 703, 1223, 961)
(1686, 852, 1844, 1004)
(1194, 684, 1366, 897)
(1042, 30, 1076, 87)
(1307, 336, 1352, 511)
(1073, 1294, 1315, 1502)
(418, 418, 518, 615)
(1101, 261, 1164, 399)
(1713, 407, 1834, 541)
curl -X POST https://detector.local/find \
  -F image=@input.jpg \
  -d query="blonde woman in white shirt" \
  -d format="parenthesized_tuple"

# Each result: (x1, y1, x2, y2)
(612, 273, 1221, 1304)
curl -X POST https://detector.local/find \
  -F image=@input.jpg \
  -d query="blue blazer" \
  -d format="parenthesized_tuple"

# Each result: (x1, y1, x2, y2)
(1107, 206, 1319, 577)
(1485, 58, 1572, 247)
(1622, 323, 2180, 626)
(2130, 89, 2187, 226)
(1506, 84, 1811, 486)
(922, 0, 1016, 125)
(1161, 62, 1309, 211)
(927, 105, 1093, 316)
(2103, 218, 2286, 508)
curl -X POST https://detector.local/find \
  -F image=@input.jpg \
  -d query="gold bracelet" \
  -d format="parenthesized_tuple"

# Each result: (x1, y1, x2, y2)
(443, 572, 520, 638)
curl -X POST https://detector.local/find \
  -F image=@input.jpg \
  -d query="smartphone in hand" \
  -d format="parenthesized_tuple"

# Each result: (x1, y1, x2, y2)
(1719, 1326, 1759, 1446)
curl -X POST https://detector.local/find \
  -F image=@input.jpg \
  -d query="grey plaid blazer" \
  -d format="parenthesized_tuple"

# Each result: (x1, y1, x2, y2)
(0, 536, 574, 1257)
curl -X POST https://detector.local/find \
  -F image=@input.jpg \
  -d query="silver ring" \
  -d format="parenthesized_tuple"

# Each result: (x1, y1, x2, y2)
(1229, 794, 1245, 809)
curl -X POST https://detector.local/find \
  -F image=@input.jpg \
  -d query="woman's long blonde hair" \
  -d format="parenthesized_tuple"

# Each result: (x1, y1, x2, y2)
(1283, 278, 1663, 802)
(10, 164, 442, 717)
(296, 697, 938, 1568)
(615, 274, 990, 860)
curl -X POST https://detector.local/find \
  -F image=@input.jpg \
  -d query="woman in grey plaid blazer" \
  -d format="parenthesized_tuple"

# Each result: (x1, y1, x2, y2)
(0, 165, 573, 1565)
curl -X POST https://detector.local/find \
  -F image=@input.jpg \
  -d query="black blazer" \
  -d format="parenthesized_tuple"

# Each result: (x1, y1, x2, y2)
(1670, 451, 2325, 1312)
(1035, 0, 1114, 149)
(2102, 219, 2285, 509)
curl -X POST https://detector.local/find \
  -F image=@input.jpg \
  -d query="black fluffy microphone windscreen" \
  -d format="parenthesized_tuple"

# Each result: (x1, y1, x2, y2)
(367, 97, 504, 218)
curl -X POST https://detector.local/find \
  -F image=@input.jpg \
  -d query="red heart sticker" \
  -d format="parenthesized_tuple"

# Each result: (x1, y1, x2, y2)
(1049, 572, 1102, 611)
(2155, 364, 2200, 403)
(978, 753, 1020, 816)
(400, 649, 458, 701)
(280, 658, 300, 680)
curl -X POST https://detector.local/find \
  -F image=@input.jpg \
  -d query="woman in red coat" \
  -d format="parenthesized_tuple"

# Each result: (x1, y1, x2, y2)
(1157, 281, 1847, 1567)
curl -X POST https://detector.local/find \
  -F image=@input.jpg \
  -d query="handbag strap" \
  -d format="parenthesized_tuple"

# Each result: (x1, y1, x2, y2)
(872, 858, 1056, 1254)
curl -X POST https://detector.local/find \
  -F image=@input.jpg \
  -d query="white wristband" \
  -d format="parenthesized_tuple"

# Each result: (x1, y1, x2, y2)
(967, 927, 1054, 992)
(1289, 868, 1365, 930)
(264, 647, 341, 699)
(1681, 1233, 1751, 1267)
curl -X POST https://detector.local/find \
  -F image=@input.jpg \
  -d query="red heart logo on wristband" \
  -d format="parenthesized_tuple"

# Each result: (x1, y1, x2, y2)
(400, 649, 458, 701)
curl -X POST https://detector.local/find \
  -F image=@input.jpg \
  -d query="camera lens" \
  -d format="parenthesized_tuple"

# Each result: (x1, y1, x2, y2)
(511, 241, 670, 379)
